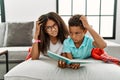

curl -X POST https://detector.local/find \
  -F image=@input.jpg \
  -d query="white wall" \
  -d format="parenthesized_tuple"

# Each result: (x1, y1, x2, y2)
(109, 0, 120, 44)
(4, 0, 120, 43)
(4, 0, 56, 22)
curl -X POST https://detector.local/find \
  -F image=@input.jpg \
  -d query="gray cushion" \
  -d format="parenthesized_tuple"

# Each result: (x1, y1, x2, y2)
(0, 23, 6, 47)
(4, 21, 34, 46)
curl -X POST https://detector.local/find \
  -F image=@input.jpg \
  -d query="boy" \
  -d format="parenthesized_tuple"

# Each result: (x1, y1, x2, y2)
(58, 15, 107, 69)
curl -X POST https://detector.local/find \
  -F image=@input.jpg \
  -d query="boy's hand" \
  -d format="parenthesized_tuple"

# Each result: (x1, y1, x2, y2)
(80, 15, 90, 29)
(70, 63, 80, 69)
(58, 53, 80, 69)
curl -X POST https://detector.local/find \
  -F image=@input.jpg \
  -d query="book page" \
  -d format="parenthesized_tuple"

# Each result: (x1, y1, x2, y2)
(48, 51, 71, 64)
(47, 51, 100, 64)
(70, 59, 100, 64)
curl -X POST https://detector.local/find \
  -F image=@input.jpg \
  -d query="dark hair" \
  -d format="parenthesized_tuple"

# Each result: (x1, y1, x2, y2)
(68, 14, 86, 30)
(38, 12, 69, 54)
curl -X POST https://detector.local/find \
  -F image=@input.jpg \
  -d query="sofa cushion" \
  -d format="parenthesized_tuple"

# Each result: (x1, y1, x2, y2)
(4, 21, 34, 47)
(0, 47, 30, 62)
(0, 23, 6, 47)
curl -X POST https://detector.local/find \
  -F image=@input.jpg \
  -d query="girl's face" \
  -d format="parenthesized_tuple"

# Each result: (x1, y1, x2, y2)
(69, 26, 87, 44)
(45, 19, 58, 37)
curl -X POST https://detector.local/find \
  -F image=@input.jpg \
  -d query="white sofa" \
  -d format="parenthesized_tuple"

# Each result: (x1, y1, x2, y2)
(0, 21, 35, 79)
(4, 41, 120, 80)
(104, 40, 120, 59)
(0, 21, 35, 61)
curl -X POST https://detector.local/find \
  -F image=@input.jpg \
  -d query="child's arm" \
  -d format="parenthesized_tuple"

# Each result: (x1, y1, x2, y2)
(58, 53, 72, 68)
(66, 53, 80, 69)
(80, 16, 107, 49)
(31, 21, 41, 60)
(66, 53, 73, 60)
(58, 53, 80, 69)
(58, 53, 67, 68)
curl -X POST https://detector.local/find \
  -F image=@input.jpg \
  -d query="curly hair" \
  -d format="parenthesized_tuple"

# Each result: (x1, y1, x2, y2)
(38, 12, 69, 54)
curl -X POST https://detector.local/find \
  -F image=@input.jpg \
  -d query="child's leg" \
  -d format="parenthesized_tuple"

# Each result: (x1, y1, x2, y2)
(25, 48, 32, 60)
(91, 48, 104, 60)
(101, 53, 120, 65)
(91, 48, 120, 65)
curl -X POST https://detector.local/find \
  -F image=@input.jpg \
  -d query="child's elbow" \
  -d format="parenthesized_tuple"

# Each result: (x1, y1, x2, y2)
(100, 42, 107, 49)
(95, 41, 107, 49)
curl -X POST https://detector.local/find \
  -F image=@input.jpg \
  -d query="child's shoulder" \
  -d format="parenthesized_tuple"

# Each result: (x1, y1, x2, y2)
(64, 37, 73, 43)
(84, 35, 94, 43)
(84, 35, 93, 40)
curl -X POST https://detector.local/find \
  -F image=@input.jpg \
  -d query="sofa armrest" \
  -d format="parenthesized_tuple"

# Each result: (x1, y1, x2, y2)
(0, 47, 31, 62)
(0, 50, 9, 72)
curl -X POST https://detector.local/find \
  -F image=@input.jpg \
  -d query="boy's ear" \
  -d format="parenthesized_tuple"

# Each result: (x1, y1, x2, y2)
(84, 29, 87, 34)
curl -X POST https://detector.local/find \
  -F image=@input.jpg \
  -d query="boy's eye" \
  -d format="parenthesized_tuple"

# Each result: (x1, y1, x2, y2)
(75, 32, 81, 35)
(69, 32, 72, 35)
(69, 32, 81, 36)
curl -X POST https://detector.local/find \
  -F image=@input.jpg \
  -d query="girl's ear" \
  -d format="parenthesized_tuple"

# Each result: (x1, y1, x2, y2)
(44, 27, 48, 33)
(45, 29, 47, 33)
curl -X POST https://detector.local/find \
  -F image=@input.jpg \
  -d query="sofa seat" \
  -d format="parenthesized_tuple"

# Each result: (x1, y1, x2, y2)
(4, 55, 120, 80)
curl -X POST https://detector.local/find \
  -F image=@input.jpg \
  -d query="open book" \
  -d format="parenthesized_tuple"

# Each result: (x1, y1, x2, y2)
(47, 51, 99, 64)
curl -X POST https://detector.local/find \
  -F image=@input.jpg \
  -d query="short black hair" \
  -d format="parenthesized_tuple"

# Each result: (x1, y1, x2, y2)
(68, 15, 86, 30)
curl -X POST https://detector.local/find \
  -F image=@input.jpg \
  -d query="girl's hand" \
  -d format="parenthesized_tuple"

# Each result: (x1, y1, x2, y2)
(58, 53, 67, 68)
(58, 60, 67, 68)
(70, 63, 80, 69)
(34, 21, 41, 39)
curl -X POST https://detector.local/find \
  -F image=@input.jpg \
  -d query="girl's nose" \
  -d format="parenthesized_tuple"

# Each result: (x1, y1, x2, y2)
(51, 27, 56, 31)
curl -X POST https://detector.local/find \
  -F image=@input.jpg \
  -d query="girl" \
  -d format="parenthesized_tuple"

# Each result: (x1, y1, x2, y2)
(26, 12, 69, 60)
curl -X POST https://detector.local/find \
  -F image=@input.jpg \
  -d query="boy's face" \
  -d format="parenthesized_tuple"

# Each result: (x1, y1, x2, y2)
(69, 26, 87, 44)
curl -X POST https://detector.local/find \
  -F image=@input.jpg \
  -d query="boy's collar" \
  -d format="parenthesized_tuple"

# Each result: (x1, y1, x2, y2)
(70, 36, 87, 48)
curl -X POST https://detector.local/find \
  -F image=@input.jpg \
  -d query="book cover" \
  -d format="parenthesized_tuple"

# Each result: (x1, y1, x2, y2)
(47, 51, 98, 64)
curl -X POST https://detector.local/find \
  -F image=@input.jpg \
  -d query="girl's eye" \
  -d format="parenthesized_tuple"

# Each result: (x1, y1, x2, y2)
(47, 26, 51, 29)
(46, 26, 51, 30)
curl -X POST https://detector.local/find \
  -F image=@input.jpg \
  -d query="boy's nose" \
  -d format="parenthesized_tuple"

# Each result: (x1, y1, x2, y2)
(72, 34, 76, 39)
